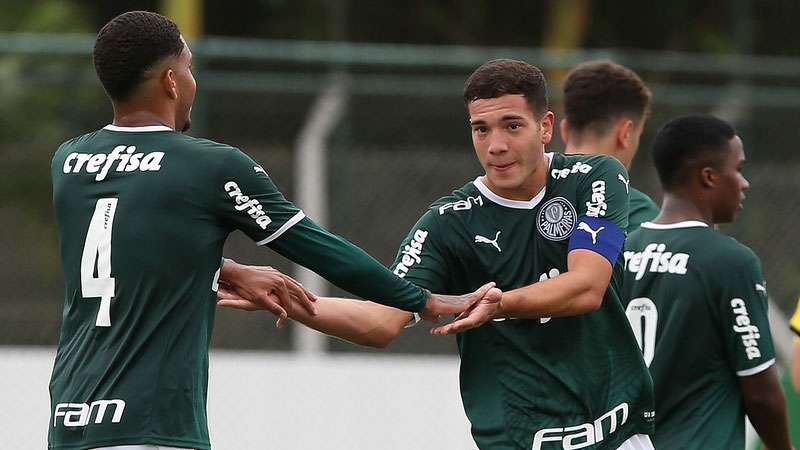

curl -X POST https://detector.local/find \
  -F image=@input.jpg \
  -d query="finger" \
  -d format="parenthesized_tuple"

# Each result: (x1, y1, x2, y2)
(217, 299, 261, 311)
(284, 276, 318, 315)
(268, 279, 293, 323)
(473, 281, 496, 302)
(257, 293, 289, 326)
(432, 315, 478, 335)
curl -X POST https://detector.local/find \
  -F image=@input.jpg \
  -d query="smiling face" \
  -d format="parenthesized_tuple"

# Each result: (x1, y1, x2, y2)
(468, 94, 554, 200)
(710, 135, 749, 223)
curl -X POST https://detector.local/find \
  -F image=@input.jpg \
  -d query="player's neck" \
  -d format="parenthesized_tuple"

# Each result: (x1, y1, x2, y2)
(111, 103, 176, 130)
(653, 192, 713, 226)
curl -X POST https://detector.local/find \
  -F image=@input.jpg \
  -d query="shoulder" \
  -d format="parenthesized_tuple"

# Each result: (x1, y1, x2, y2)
(553, 152, 625, 173)
(427, 180, 483, 216)
(549, 153, 627, 188)
(706, 232, 762, 272)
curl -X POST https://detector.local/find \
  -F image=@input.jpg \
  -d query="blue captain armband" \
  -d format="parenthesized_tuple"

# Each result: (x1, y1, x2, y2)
(568, 216, 625, 264)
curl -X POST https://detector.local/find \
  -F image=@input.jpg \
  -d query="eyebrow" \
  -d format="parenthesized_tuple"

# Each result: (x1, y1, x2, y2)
(469, 114, 526, 126)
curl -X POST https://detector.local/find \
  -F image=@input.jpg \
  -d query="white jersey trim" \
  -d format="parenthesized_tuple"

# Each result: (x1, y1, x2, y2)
(103, 124, 174, 132)
(737, 358, 775, 377)
(615, 434, 654, 450)
(256, 211, 306, 246)
(404, 313, 422, 328)
(473, 153, 551, 210)
(90, 446, 193, 450)
(640, 220, 709, 230)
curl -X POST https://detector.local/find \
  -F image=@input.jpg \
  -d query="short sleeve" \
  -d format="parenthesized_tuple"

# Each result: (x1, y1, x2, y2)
(390, 209, 452, 294)
(576, 156, 630, 230)
(569, 157, 629, 264)
(719, 253, 776, 376)
(214, 149, 304, 244)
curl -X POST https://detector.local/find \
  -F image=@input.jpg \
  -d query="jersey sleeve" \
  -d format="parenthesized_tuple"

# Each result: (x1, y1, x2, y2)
(718, 252, 776, 376)
(213, 148, 428, 312)
(267, 217, 428, 312)
(214, 148, 305, 244)
(569, 157, 630, 264)
(389, 209, 452, 294)
(790, 298, 800, 336)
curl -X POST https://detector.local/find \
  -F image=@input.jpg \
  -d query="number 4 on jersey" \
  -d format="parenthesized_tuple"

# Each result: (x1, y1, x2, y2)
(80, 198, 118, 327)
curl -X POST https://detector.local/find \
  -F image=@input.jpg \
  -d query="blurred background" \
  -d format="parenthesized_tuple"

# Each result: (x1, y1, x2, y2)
(1, 0, 799, 448)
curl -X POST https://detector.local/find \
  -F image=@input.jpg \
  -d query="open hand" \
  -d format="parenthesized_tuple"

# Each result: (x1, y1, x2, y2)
(430, 286, 502, 335)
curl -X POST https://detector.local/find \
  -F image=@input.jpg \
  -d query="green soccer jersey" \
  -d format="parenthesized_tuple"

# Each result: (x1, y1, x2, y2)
(621, 221, 776, 450)
(48, 124, 428, 450)
(627, 187, 659, 233)
(392, 153, 654, 450)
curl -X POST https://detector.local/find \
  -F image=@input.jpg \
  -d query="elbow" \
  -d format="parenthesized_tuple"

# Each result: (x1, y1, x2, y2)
(576, 289, 604, 313)
(356, 323, 403, 349)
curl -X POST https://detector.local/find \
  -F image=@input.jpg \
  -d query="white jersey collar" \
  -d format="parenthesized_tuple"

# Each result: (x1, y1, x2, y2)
(473, 152, 552, 210)
(103, 124, 173, 132)
(640, 220, 709, 230)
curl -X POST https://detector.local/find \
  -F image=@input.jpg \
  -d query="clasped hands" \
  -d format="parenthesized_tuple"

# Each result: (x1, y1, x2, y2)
(217, 259, 502, 335)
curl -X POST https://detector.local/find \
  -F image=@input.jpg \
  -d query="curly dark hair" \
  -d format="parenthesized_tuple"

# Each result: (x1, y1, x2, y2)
(93, 11, 184, 101)
(463, 59, 548, 115)
(652, 115, 736, 191)
(563, 60, 651, 135)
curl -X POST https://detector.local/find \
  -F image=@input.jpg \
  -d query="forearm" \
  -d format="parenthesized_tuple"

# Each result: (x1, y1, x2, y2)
(268, 218, 427, 312)
(499, 270, 606, 319)
(290, 297, 411, 348)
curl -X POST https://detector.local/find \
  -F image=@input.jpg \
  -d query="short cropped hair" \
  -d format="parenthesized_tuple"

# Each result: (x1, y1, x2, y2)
(93, 11, 184, 101)
(463, 59, 549, 115)
(652, 115, 736, 191)
(563, 60, 652, 135)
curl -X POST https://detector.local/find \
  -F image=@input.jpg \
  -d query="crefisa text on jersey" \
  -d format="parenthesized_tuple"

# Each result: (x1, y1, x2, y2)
(730, 298, 763, 360)
(393, 229, 428, 278)
(62, 145, 164, 181)
(224, 181, 273, 229)
(623, 243, 690, 280)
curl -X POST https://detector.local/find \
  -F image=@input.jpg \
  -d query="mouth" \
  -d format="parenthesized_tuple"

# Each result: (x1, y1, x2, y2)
(490, 162, 516, 172)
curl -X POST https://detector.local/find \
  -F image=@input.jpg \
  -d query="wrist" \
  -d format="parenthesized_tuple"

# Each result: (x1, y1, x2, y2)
(493, 293, 510, 319)
(220, 258, 244, 281)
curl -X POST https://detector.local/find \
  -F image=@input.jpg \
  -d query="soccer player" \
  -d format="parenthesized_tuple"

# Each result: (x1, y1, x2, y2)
(221, 59, 656, 450)
(621, 115, 792, 450)
(561, 60, 659, 232)
(791, 298, 800, 393)
(48, 11, 488, 450)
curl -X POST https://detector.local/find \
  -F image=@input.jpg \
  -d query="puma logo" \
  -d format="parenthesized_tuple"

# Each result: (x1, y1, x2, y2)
(755, 283, 767, 293)
(618, 173, 630, 194)
(475, 231, 502, 253)
(254, 165, 266, 175)
(577, 222, 604, 244)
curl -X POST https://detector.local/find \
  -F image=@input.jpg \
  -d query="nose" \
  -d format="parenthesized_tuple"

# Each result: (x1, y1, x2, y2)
(487, 134, 509, 155)
(741, 176, 750, 192)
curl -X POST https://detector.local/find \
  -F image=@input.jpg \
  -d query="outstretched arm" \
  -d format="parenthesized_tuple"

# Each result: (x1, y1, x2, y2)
(219, 261, 498, 347)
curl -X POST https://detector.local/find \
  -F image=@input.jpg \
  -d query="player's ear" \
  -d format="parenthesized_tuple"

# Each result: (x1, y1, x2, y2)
(540, 111, 554, 144)
(162, 68, 179, 100)
(616, 119, 635, 149)
(559, 119, 570, 145)
(700, 166, 717, 189)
